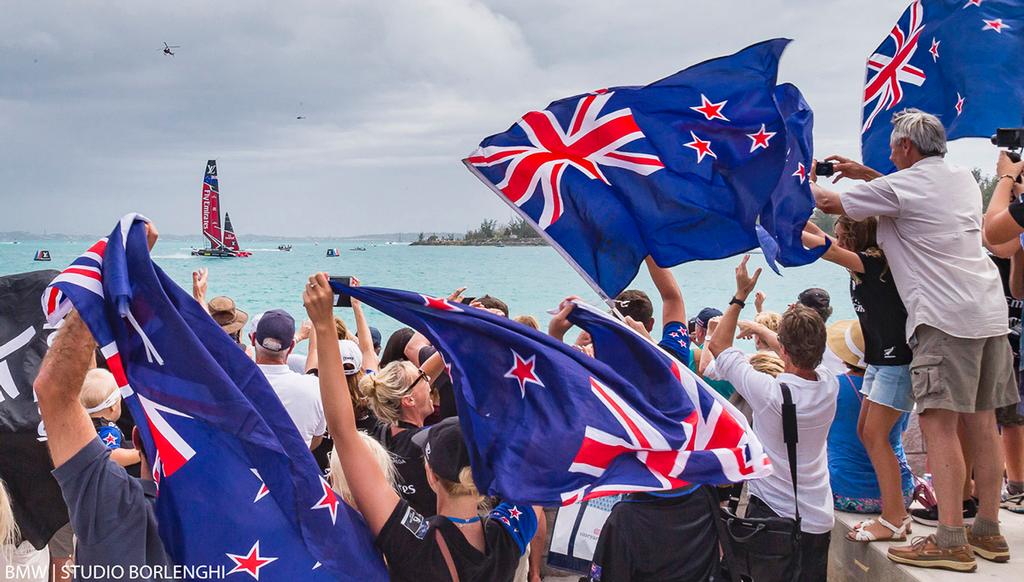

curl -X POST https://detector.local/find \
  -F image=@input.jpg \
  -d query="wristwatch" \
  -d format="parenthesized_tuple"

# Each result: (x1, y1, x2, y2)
(729, 296, 746, 308)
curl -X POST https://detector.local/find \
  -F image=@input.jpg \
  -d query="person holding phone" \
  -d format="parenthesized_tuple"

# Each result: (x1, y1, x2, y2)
(303, 273, 536, 581)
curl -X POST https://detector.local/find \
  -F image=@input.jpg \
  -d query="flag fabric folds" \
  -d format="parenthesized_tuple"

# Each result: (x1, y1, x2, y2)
(861, 0, 1024, 173)
(334, 282, 771, 506)
(43, 215, 387, 581)
(465, 38, 822, 298)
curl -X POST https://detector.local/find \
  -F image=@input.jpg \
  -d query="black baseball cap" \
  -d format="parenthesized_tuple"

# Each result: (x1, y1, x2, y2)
(411, 417, 471, 483)
(369, 326, 382, 350)
(695, 307, 723, 329)
(255, 309, 295, 352)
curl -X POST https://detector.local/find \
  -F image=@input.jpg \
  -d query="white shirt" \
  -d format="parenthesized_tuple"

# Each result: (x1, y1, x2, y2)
(820, 347, 848, 376)
(842, 156, 1008, 340)
(714, 348, 838, 534)
(257, 364, 327, 447)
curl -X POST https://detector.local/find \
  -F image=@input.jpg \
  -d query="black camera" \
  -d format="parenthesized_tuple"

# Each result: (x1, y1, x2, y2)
(992, 129, 1024, 162)
(814, 161, 835, 177)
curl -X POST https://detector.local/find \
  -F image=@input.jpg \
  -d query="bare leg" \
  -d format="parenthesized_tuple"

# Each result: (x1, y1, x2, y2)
(857, 400, 909, 538)
(918, 409, 966, 527)
(960, 410, 1005, 523)
(1003, 425, 1024, 486)
(958, 418, 974, 501)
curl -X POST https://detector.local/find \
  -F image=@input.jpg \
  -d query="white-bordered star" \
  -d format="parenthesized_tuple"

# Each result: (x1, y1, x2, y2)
(311, 476, 340, 525)
(508, 507, 523, 520)
(504, 350, 544, 398)
(226, 540, 278, 581)
(684, 131, 717, 163)
(929, 38, 940, 62)
(983, 18, 1009, 33)
(746, 124, 776, 152)
(690, 94, 729, 121)
(250, 468, 270, 503)
(792, 163, 808, 184)
(955, 92, 965, 116)
(964, 0, 983, 7)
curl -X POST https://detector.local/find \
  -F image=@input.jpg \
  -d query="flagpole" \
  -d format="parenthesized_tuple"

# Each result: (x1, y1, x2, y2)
(462, 160, 616, 307)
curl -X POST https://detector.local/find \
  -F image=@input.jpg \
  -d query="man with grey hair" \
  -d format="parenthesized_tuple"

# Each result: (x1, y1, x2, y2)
(254, 309, 326, 450)
(814, 109, 1017, 572)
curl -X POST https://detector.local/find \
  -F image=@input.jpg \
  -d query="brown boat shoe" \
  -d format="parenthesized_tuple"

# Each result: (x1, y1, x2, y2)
(966, 526, 1010, 563)
(887, 535, 977, 572)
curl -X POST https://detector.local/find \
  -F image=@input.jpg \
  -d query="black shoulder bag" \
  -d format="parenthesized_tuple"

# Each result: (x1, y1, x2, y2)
(715, 383, 802, 582)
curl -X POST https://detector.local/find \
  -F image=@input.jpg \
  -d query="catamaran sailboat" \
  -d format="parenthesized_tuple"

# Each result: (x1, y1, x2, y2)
(191, 160, 251, 258)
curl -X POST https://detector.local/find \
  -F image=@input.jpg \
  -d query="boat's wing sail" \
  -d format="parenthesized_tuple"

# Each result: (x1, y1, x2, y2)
(223, 212, 240, 251)
(201, 160, 224, 248)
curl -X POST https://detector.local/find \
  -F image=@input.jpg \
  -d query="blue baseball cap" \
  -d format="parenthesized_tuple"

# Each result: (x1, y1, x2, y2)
(255, 309, 295, 352)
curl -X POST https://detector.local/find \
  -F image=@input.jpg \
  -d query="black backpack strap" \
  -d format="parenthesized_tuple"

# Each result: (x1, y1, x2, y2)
(780, 383, 800, 524)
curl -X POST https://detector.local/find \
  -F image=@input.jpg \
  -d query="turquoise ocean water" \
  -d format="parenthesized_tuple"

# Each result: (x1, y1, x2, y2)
(1, 238, 853, 351)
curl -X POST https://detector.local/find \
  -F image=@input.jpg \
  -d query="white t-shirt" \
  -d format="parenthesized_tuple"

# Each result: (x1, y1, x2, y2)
(257, 364, 327, 447)
(842, 156, 1008, 340)
(820, 347, 848, 376)
(714, 348, 838, 534)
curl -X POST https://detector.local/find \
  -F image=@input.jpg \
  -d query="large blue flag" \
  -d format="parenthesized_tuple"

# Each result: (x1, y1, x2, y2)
(861, 0, 1024, 172)
(43, 215, 387, 581)
(465, 38, 822, 298)
(334, 282, 770, 506)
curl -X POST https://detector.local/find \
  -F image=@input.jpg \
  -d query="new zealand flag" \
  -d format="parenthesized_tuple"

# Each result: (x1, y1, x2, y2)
(43, 215, 387, 581)
(861, 0, 1024, 172)
(465, 38, 822, 298)
(334, 282, 771, 506)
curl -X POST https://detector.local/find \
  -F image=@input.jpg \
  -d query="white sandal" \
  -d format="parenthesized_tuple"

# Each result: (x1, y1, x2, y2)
(847, 516, 910, 542)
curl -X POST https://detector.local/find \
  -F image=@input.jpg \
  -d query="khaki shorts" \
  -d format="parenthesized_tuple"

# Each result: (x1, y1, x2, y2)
(910, 325, 1019, 413)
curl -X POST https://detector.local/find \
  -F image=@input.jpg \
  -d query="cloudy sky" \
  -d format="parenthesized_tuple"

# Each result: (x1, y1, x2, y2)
(0, 1, 999, 237)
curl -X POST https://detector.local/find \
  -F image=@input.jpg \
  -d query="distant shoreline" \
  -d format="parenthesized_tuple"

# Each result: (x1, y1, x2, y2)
(410, 239, 547, 247)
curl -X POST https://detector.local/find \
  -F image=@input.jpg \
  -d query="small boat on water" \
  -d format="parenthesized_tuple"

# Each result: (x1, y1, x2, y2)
(191, 160, 252, 258)
(326, 248, 340, 257)
(34, 250, 51, 261)
(350, 246, 367, 252)
(278, 244, 293, 252)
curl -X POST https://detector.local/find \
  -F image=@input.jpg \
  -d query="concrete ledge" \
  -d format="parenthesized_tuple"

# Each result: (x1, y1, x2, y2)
(829, 508, 1022, 581)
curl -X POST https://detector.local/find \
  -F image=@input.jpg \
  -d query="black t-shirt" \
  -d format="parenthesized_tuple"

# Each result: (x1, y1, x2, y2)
(375, 499, 535, 582)
(420, 345, 458, 420)
(588, 490, 717, 582)
(850, 252, 912, 366)
(992, 254, 1022, 357)
(380, 422, 438, 517)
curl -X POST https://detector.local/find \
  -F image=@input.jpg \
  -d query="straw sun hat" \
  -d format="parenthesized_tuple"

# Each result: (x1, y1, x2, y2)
(826, 319, 866, 370)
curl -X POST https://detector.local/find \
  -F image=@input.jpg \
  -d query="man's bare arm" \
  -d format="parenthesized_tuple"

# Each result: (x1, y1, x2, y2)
(34, 312, 98, 468)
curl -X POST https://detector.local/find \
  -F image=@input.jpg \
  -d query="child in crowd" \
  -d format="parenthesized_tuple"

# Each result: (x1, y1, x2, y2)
(824, 320, 914, 517)
(708, 255, 838, 582)
(804, 213, 916, 542)
(79, 369, 140, 468)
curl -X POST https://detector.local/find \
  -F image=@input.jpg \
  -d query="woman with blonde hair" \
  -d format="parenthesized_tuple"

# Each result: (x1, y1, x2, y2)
(303, 273, 536, 581)
(329, 434, 397, 506)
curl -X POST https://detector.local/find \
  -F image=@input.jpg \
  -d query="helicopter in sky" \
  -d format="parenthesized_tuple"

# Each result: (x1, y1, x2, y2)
(161, 42, 180, 56)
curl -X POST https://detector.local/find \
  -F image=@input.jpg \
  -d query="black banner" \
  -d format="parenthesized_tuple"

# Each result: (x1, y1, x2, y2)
(0, 269, 69, 549)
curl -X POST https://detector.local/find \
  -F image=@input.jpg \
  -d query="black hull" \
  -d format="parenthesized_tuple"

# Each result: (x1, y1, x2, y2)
(191, 248, 248, 258)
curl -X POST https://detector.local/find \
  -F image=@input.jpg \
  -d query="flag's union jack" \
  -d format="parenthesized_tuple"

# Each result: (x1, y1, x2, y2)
(467, 90, 665, 229)
(862, 1, 927, 133)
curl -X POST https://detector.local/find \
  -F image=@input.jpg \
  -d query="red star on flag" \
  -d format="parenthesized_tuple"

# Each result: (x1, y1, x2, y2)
(955, 92, 965, 116)
(421, 294, 463, 312)
(500, 517, 511, 526)
(690, 94, 729, 121)
(929, 38, 940, 62)
(508, 507, 523, 520)
(504, 350, 544, 398)
(792, 163, 808, 184)
(102, 433, 118, 447)
(226, 540, 278, 580)
(684, 131, 717, 163)
(250, 468, 270, 503)
(311, 477, 340, 525)
(964, 0, 983, 7)
(983, 18, 1008, 33)
(746, 124, 776, 152)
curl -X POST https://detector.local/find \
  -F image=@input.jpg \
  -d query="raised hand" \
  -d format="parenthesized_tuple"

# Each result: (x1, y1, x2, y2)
(192, 268, 209, 303)
(447, 286, 467, 302)
(824, 154, 882, 184)
(734, 255, 762, 300)
(303, 273, 335, 325)
(754, 290, 766, 313)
